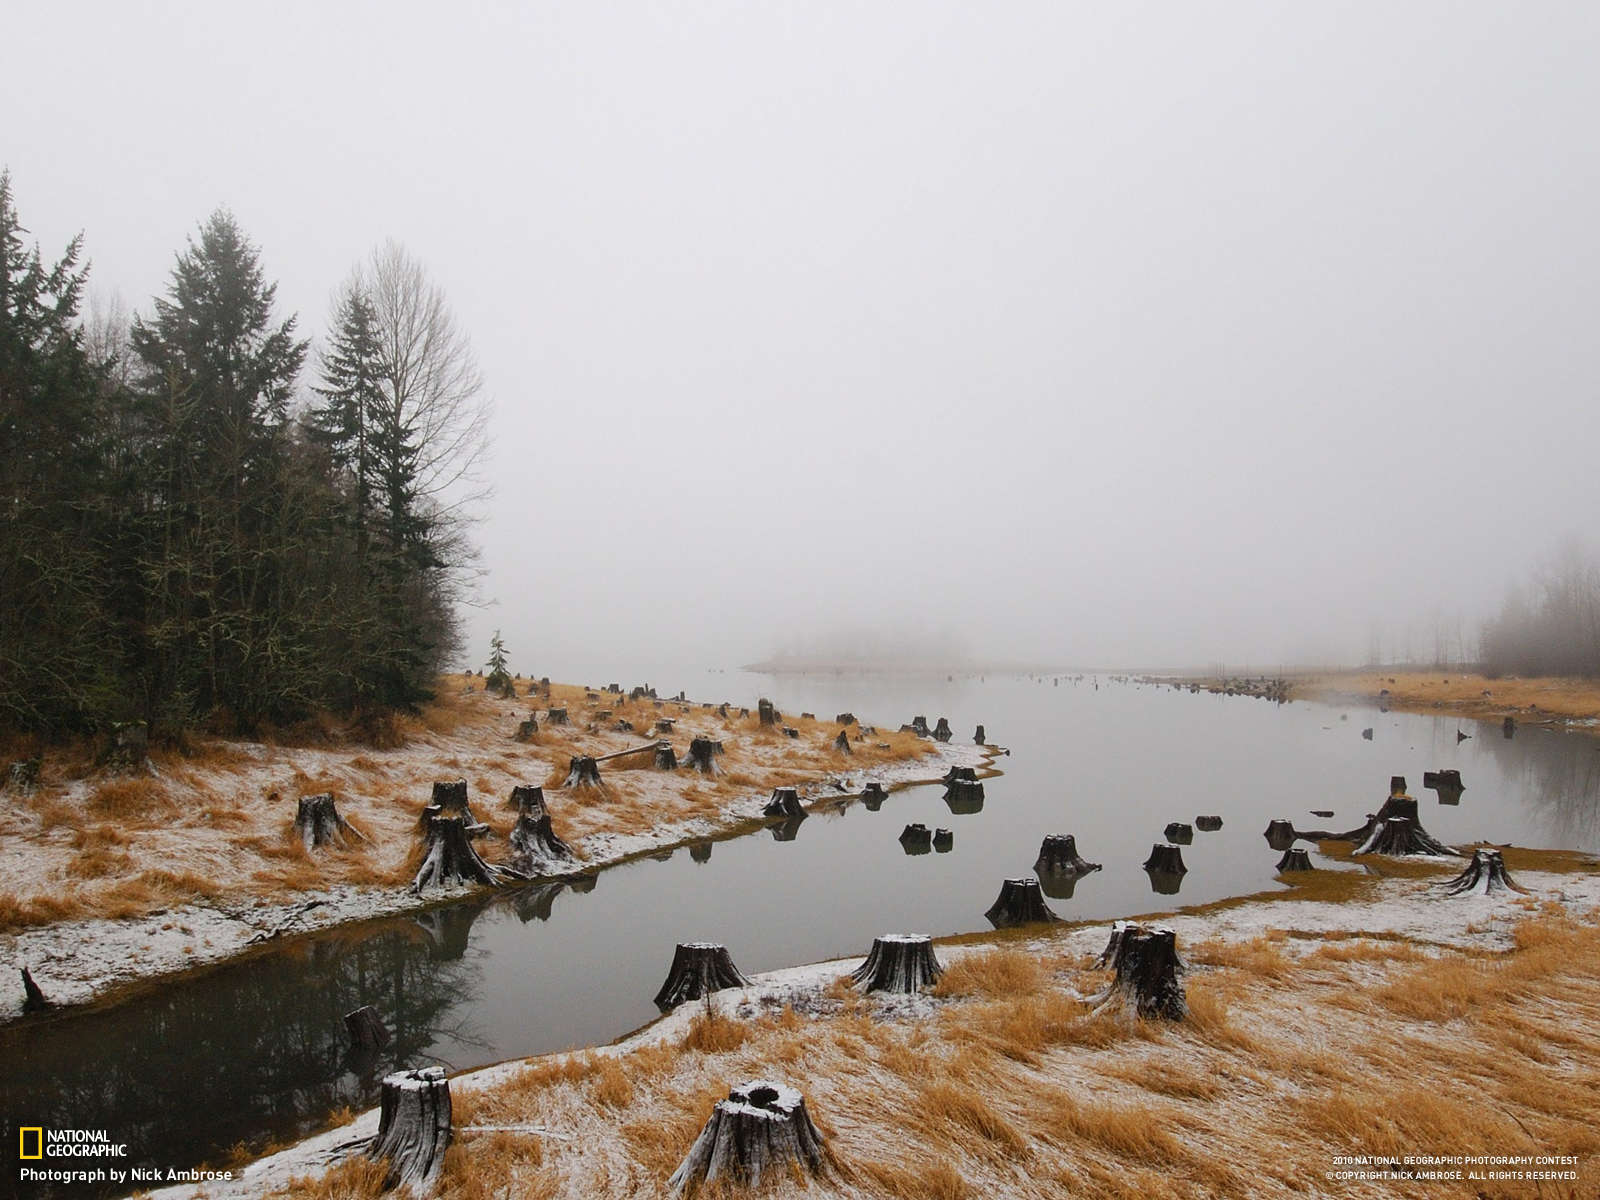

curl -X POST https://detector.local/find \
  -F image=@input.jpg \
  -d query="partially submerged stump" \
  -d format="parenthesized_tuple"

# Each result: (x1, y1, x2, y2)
(368, 1067, 452, 1191)
(974, 724, 986, 745)
(832, 728, 852, 754)
(1091, 923, 1187, 1020)
(985, 877, 1059, 928)
(851, 934, 943, 993)
(910, 715, 931, 738)
(563, 756, 603, 791)
(1195, 815, 1223, 832)
(932, 717, 953, 743)
(412, 814, 499, 892)
(932, 827, 953, 852)
(1443, 847, 1527, 897)
(513, 714, 538, 742)
(653, 743, 679, 771)
(294, 792, 362, 851)
(1276, 848, 1314, 872)
(1034, 834, 1101, 876)
(1144, 844, 1188, 875)
(1264, 819, 1298, 852)
(344, 1004, 391, 1050)
(546, 707, 569, 726)
(1164, 822, 1194, 845)
(684, 737, 721, 774)
(21, 967, 51, 1013)
(899, 823, 933, 854)
(764, 787, 804, 819)
(758, 698, 780, 726)
(860, 781, 888, 810)
(508, 804, 575, 873)
(943, 778, 985, 814)
(653, 942, 750, 1009)
(667, 1080, 825, 1196)
(1362, 727, 1374, 740)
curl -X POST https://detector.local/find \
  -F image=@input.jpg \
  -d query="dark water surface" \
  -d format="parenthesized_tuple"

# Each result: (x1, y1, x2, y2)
(5, 673, 1597, 1192)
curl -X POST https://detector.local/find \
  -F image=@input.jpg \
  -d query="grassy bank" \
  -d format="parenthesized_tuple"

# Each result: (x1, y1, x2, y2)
(1287, 670, 1600, 728)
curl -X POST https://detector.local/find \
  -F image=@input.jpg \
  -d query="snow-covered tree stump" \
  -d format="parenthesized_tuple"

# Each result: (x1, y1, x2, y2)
(1034, 834, 1101, 876)
(667, 1080, 825, 1196)
(344, 1004, 391, 1050)
(1195, 815, 1223, 832)
(758, 698, 780, 726)
(985, 878, 1059, 928)
(684, 737, 721, 774)
(294, 792, 362, 851)
(907, 715, 929, 738)
(691, 841, 713, 864)
(21, 967, 51, 1013)
(899, 823, 933, 854)
(1091, 924, 1187, 1020)
(933, 828, 953, 852)
(833, 728, 851, 754)
(1443, 847, 1526, 897)
(1276, 848, 1314, 872)
(1164, 822, 1194, 845)
(1264, 820, 1298, 851)
(1144, 844, 1187, 874)
(514, 715, 539, 742)
(1424, 769, 1465, 805)
(412, 815, 499, 892)
(563, 755, 603, 791)
(653, 743, 679, 771)
(860, 781, 888, 810)
(932, 717, 952, 743)
(653, 942, 750, 1009)
(546, 707, 569, 726)
(764, 787, 803, 819)
(1351, 797, 1457, 856)
(368, 1067, 452, 1191)
(974, 724, 986, 745)
(850, 934, 943, 993)
(6, 759, 40, 794)
(509, 784, 547, 814)
(943, 765, 977, 784)
(508, 804, 575, 874)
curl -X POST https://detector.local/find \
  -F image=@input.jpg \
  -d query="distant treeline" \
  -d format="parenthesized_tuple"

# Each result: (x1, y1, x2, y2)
(0, 172, 488, 734)
(1481, 543, 1600, 679)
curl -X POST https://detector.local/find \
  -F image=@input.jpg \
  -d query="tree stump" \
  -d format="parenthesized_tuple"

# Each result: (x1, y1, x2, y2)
(850, 934, 943, 993)
(1276, 848, 1314, 872)
(653, 743, 679, 771)
(758, 698, 780, 726)
(1263, 820, 1298, 851)
(1503, 715, 1515, 738)
(508, 804, 575, 873)
(1164, 822, 1194, 845)
(1424, 770, 1465, 806)
(1351, 796, 1457, 856)
(513, 714, 539, 742)
(344, 1004, 392, 1050)
(614, 718, 636, 732)
(943, 765, 978, 784)
(764, 787, 803, 819)
(412, 814, 499, 892)
(653, 942, 750, 1009)
(563, 756, 604, 791)
(667, 1080, 825, 1196)
(860, 782, 888, 810)
(546, 707, 569, 726)
(974, 724, 985, 745)
(910, 715, 931, 738)
(1090, 924, 1187, 1020)
(1195, 815, 1223, 832)
(655, 718, 676, 735)
(933, 828, 953, 852)
(836, 712, 856, 726)
(1144, 844, 1188, 874)
(294, 792, 362, 851)
(899, 823, 933, 854)
(101, 719, 151, 773)
(1389, 776, 1407, 797)
(368, 1067, 452, 1190)
(429, 779, 475, 819)
(21, 967, 51, 1013)
(684, 737, 721, 775)
(1034, 834, 1101, 876)
(944, 779, 985, 815)
(782, 725, 799, 739)
(932, 717, 952, 743)
(691, 841, 713, 864)
(6, 759, 41, 794)
(509, 784, 547, 814)
(1362, 727, 1373, 740)
(984, 877, 1059, 928)
(1443, 847, 1526, 897)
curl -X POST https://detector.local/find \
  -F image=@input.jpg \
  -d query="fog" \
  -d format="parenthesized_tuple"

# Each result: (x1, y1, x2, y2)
(6, 3, 1599, 684)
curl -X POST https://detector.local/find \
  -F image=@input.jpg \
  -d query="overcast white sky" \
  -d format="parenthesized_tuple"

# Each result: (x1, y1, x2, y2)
(5, 3, 1598, 681)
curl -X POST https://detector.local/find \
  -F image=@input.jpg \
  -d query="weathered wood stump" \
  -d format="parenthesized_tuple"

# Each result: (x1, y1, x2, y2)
(860, 781, 888, 810)
(1091, 923, 1187, 1019)
(932, 717, 952, 743)
(1195, 815, 1223, 832)
(782, 725, 799, 739)
(1503, 715, 1515, 738)
(667, 1080, 825, 1196)
(758, 698, 780, 726)
(509, 784, 547, 814)
(513, 714, 539, 742)
(655, 718, 676, 735)
(6, 759, 41, 793)
(691, 841, 713, 864)
(344, 1004, 392, 1050)
(943, 765, 977, 784)
(910, 715, 931, 738)
(544, 707, 568, 726)
(1424, 769, 1465, 805)
(563, 756, 603, 790)
(899, 823, 933, 854)
(1276, 848, 1314, 872)
(1362, 727, 1373, 740)
(1164, 822, 1194, 845)
(368, 1067, 452, 1190)
(932, 827, 953, 852)
(1443, 847, 1526, 897)
(508, 804, 575, 873)
(1351, 796, 1457, 856)
(985, 877, 1059, 928)
(21, 966, 51, 1013)
(974, 724, 985, 745)
(850, 934, 943, 993)
(653, 942, 750, 1009)
(412, 814, 499, 892)
(1263, 820, 1298, 851)
(1144, 844, 1188, 875)
(836, 712, 855, 726)
(653, 743, 679, 771)
(102, 719, 151, 773)
(294, 792, 362, 851)
(764, 787, 803, 819)
(1034, 834, 1101, 876)
(832, 728, 852, 754)
(684, 737, 721, 774)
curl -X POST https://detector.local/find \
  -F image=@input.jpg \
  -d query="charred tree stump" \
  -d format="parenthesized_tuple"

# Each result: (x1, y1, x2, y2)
(851, 934, 943, 993)
(691, 841, 713, 864)
(1034, 834, 1102, 876)
(513, 714, 539, 742)
(1276, 848, 1314, 872)
(932, 717, 952, 743)
(1164, 822, 1194, 845)
(764, 787, 804, 819)
(910, 715, 931, 738)
(667, 1080, 825, 1196)
(21, 967, 51, 1013)
(563, 755, 604, 791)
(653, 744, 679, 771)
(344, 1004, 392, 1050)
(412, 815, 500, 892)
(510, 784, 547, 814)
(368, 1067, 452, 1190)
(899, 823, 933, 854)
(508, 805, 575, 874)
(1443, 847, 1526, 897)
(833, 728, 852, 754)
(653, 942, 750, 1009)
(758, 698, 780, 726)
(1195, 815, 1223, 832)
(1091, 924, 1187, 1020)
(1424, 769, 1465, 805)
(860, 781, 888, 810)
(546, 707, 569, 726)
(6, 759, 40, 793)
(1264, 820, 1298, 851)
(985, 877, 1060, 928)
(932, 827, 953, 852)
(684, 737, 721, 774)
(974, 724, 986, 745)
(294, 792, 361, 851)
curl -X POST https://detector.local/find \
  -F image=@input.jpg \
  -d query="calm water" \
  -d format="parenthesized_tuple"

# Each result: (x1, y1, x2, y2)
(5, 673, 1598, 1193)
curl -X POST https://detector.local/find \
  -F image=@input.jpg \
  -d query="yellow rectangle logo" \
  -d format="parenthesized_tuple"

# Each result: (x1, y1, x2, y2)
(20, 1127, 43, 1158)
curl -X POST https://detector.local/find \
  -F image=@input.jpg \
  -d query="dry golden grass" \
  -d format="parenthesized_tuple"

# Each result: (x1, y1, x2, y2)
(1291, 669, 1600, 725)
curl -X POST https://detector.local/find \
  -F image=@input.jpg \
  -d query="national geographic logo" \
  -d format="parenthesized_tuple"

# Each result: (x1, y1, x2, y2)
(15, 1127, 128, 1157)
(19, 1128, 42, 1159)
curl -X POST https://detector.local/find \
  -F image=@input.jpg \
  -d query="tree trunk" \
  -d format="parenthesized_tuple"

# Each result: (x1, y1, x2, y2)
(1034, 834, 1101, 876)
(1443, 847, 1526, 897)
(974, 724, 985, 745)
(368, 1067, 452, 1191)
(653, 942, 750, 1009)
(668, 1080, 826, 1196)
(513, 714, 538, 742)
(859, 782, 888, 810)
(1195, 815, 1223, 832)
(833, 728, 852, 754)
(344, 1004, 391, 1050)
(1164, 822, 1194, 845)
(21, 966, 51, 1013)
(899, 823, 933, 854)
(764, 787, 803, 819)
(850, 934, 943, 993)
(944, 778, 985, 815)
(546, 707, 568, 726)
(932, 717, 952, 743)
(684, 737, 721, 774)
(563, 756, 604, 791)
(985, 878, 1059, 928)
(758, 698, 780, 726)
(1091, 924, 1187, 1020)
(508, 806, 575, 874)
(691, 841, 713, 864)
(933, 827, 953, 852)
(1263, 820, 1298, 851)
(412, 814, 499, 892)
(294, 792, 362, 851)
(1276, 848, 1314, 872)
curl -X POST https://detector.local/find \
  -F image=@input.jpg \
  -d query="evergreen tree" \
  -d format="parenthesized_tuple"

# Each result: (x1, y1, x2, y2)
(485, 630, 513, 696)
(308, 282, 382, 545)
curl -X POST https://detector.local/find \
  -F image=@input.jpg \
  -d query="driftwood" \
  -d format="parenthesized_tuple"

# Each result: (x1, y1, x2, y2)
(1424, 769, 1465, 806)
(932, 717, 952, 743)
(1443, 847, 1527, 897)
(832, 729, 851, 754)
(1091, 923, 1187, 1019)
(899, 823, 933, 854)
(933, 827, 953, 852)
(513, 714, 538, 741)
(21, 967, 51, 1013)
(1164, 822, 1194, 845)
(368, 1067, 452, 1190)
(851, 934, 943, 993)
(412, 814, 498, 892)
(683, 737, 721, 774)
(344, 1004, 391, 1050)
(758, 699, 780, 726)
(974, 724, 985, 745)
(860, 782, 888, 810)
(691, 841, 713, 864)
(563, 756, 603, 791)
(667, 1080, 825, 1196)
(294, 792, 362, 851)
(1195, 815, 1223, 832)
(1276, 848, 1314, 872)
(653, 942, 750, 1009)
(1263, 820, 1298, 851)
(1035, 834, 1101, 876)
(764, 787, 804, 819)
(985, 877, 1059, 928)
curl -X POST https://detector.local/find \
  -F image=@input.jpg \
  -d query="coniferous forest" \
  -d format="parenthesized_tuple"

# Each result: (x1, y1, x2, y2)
(0, 171, 487, 736)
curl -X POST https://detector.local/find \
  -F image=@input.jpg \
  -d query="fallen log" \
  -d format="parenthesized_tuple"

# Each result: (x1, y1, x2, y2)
(368, 1067, 452, 1190)
(653, 942, 749, 1009)
(1090, 923, 1187, 1020)
(1443, 847, 1527, 897)
(850, 934, 943, 993)
(667, 1080, 825, 1196)
(985, 877, 1059, 928)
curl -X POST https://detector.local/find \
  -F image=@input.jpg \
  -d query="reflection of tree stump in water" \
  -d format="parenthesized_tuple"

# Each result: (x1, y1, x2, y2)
(1091, 924, 1187, 1020)
(770, 816, 805, 842)
(974, 724, 985, 745)
(1144, 844, 1188, 895)
(668, 1080, 825, 1196)
(932, 717, 952, 743)
(412, 814, 499, 892)
(860, 782, 887, 810)
(1503, 715, 1515, 738)
(1443, 847, 1526, 896)
(1164, 822, 1193, 844)
(413, 902, 481, 960)
(1195, 815, 1223, 832)
(851, 934, 943, 993)
(368, 1067, 452, 1190)
(1276, 848, 1314, 872)
(512, 881, 567, 922)
(933, 827, 953, 852)
(344, 1004, 391, 1050)
(899, 823, 932, 854)
(985, 878, 1059, 928)
(294, 792, 362, 851)
(691, 841, 713, 864)
(683, 737, 721, 774)
(1035, 834, 1101, 876)
(1263, 820, 1298, 851)
(563, 756, 603, 791)
(764, 787, 803, 819)
(944, 779, 985, 814)
(1424, 770, 1465, 806)
(654, 942, 750, 1009)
